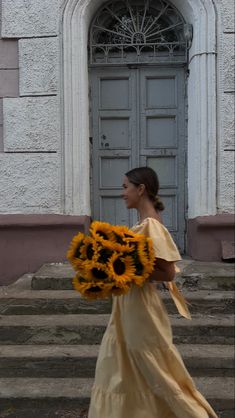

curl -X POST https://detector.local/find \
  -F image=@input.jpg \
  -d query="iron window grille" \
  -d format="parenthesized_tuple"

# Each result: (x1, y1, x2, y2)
(89, 0, 192, 65)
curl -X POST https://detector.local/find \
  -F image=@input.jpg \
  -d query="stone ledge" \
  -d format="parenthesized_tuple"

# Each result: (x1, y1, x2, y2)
(0, 215, 90, 229)
(194, 214, 235, 228)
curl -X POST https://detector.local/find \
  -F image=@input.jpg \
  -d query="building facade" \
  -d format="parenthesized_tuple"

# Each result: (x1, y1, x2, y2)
(0, 0, 234, 284)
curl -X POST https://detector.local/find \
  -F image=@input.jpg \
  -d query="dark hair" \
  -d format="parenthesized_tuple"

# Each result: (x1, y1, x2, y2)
(125, 167, 165, 212)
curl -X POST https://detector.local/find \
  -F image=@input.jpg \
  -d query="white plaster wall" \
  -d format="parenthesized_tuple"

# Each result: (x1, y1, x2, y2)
(19, 38, 59, 95)
(0, 0, 234, 217)
(1, 0, 59, 37)
(221, 0, 235, 32)
(219, 150, 235, 212)
(222, 34, 235, 93)
(0, 1, 62, 214)
(0, 154, 60, 213)
(221, 93, 235, 150)
(217, 0, 235, 213)
(3, 97, 60, 152)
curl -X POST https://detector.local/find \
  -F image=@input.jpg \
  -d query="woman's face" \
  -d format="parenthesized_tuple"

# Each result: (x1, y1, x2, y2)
(122, 176, 141, 209)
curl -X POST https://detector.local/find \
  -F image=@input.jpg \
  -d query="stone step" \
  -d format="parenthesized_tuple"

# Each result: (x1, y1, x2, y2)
(0, 405, 89, 418)
(0, 291, 112, 315)
(30, 261, 235, 291)
(179, 261, 235, 291)
(0, 289, 112, 316)
(0, 377, 234, 418)
(0, 289, 234, 315)
(31, 263, 76, 290)
(0, 314, 234, 345)
(0, 344, 233, 378)
(1, 273, 234, 315)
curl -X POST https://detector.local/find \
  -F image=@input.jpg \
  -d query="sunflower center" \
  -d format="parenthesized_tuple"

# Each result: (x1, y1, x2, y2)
(98, 249, 113, 263)
(88, 286, 102, 293)
(124, 233, 133, 238)
(132, 251, 143, 275)
(97, 231, 108, 240)
(75, 243, 83, 258)
(113, 233, 124, 244)
(91, 268, 108, 280)
(135, 262, 143, 275)
(113, 258, 126, 275)
(86, 244, 94, 260)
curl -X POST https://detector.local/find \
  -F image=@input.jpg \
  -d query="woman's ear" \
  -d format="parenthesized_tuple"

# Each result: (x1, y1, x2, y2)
(138, 183, 146, 196)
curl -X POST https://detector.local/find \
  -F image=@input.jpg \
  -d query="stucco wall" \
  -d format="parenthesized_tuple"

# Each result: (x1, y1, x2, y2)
(0, 0, 61, 214)
(217, 0, 235, 213)
(0, 0, 234, 216)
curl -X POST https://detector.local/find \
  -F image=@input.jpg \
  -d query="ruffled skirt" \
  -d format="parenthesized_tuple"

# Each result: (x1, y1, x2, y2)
(88, 284, 217, 418)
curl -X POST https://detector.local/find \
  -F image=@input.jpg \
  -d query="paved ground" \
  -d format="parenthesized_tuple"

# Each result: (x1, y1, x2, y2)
(0, 408, 88, 418)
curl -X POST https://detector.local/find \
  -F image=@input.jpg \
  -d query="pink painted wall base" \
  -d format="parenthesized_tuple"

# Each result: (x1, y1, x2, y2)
(1, 214, 234, 285)
(0, 215, 90, 285)
(187, 214, 235, 262)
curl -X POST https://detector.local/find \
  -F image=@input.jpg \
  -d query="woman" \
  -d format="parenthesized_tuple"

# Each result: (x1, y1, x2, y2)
(88, 166, 218, 418)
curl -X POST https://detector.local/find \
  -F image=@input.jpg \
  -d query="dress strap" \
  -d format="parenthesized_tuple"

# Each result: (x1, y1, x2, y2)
(165, 281, 192, 320)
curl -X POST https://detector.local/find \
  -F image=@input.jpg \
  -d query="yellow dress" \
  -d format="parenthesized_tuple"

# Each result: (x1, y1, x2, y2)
(88, 218, 218, 418)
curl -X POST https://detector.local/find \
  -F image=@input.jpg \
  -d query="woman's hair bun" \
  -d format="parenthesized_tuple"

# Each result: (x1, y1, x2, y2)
(154, 196, 165, 211)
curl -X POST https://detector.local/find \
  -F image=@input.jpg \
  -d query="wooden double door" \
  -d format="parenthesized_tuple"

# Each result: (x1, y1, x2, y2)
(89, 66, 187, 252)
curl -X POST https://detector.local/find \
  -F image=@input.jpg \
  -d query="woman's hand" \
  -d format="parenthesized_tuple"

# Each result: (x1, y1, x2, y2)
(149, 258, 175, 282)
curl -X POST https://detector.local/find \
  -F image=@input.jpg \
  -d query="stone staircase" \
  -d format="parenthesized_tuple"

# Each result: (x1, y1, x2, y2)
(0, 260, 234, 418)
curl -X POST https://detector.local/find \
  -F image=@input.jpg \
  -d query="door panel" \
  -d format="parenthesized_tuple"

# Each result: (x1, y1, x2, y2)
(140, 68, 186, 250)
(100, 158, 129, 188)
(146, 77, 177, 108)
(146, 116, 177, 147)
(148, 156, 178, 187)
(100, 78, 130, 109)
(91, 68, 137, 226)
(100, 118, 130, 149)
(90, 66, 186, 252)
(101, 196, 130, 226)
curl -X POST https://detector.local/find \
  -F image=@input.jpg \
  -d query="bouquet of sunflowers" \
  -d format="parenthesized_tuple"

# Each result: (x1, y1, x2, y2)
(67, 221, 155, 299)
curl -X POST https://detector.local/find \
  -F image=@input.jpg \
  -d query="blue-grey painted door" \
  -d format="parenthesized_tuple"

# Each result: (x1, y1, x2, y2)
(90, 66, 186, 252)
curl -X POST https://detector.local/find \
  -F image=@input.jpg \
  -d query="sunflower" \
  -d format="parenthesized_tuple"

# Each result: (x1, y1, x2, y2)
(68, 221, 156, 299)
(132, 238, 155, 285)
(90, 221, 116, 245)
(73, 274, 113, 299)
(138, 238, 155, 274)
(67, 232, 86, 270)
(107, 253, 136, 284)
(81, 260, 110, 282)
(111, 282, 131, 296)
(79, 236, 100, 263)
(90, 222, 133, 252)
(97, 248, 114, 264)
(113, 224, 136, 240)
(83, 286, 112, 300)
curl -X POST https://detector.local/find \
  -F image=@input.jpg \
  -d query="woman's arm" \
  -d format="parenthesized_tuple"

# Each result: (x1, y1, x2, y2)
(149, 258, 175, 282)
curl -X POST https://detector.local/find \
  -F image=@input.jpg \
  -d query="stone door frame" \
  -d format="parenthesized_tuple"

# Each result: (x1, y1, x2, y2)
(61, 0, 218, 219)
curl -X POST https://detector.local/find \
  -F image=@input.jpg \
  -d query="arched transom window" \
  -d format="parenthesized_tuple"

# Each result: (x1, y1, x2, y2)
(89, 0, 191, 65)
